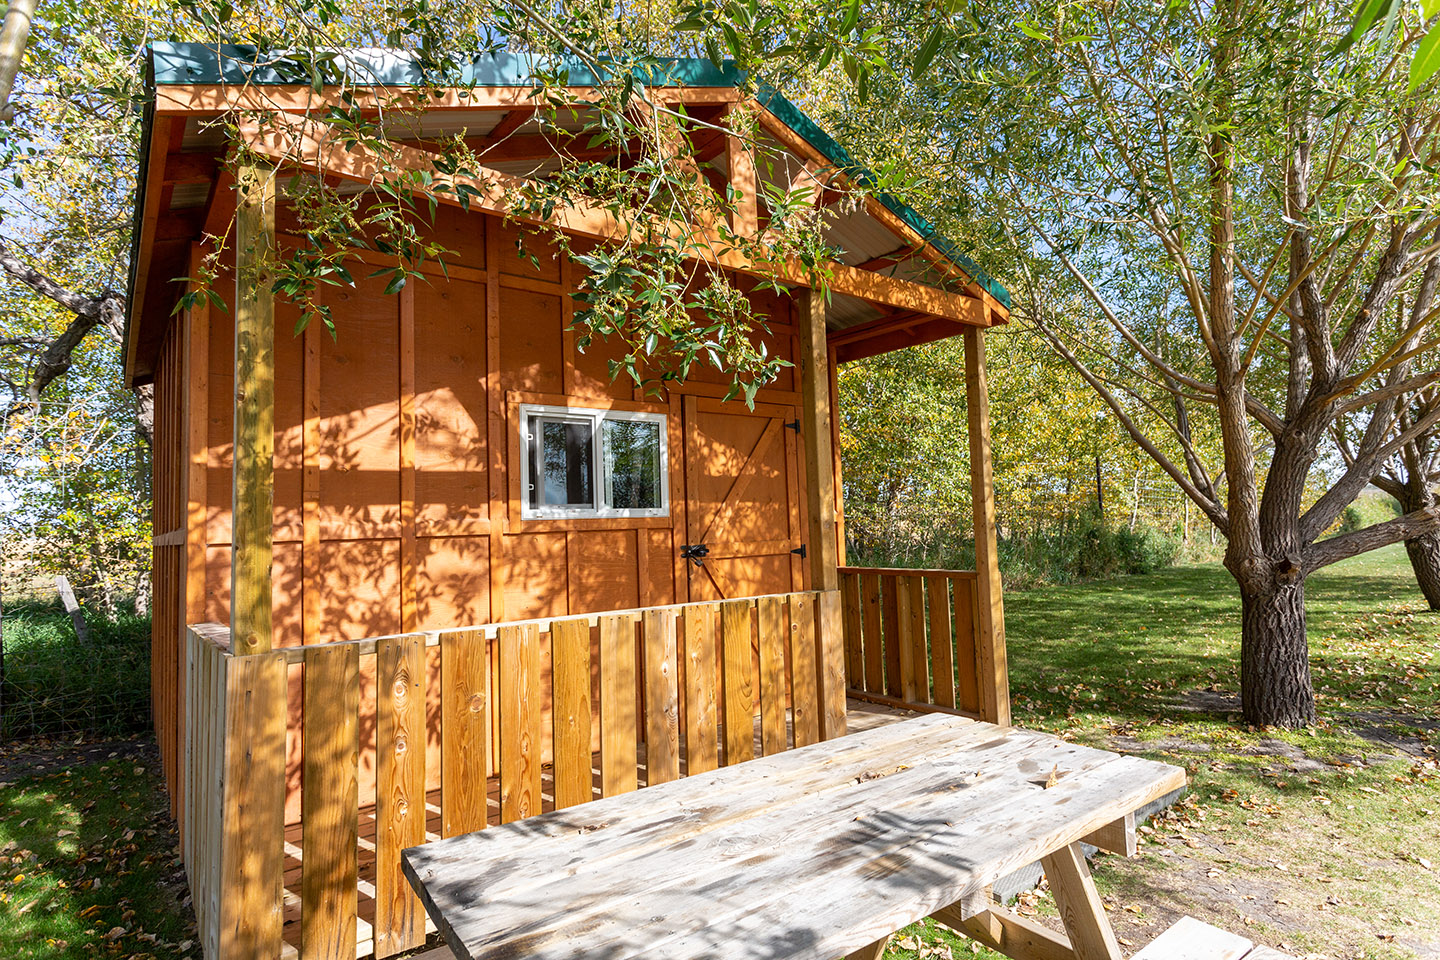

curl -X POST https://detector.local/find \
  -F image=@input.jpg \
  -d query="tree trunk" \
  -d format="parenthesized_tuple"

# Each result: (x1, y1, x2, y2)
(1398, 486, 1440, 611)
(1239, 577, 1316, 727)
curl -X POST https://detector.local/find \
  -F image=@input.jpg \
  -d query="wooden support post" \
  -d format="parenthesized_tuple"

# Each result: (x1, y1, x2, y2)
(798, 287, 838, 592)
(1040, 842, 1123, 960)
(963, 327, 1010, 726)
(231, 161, 276, 656)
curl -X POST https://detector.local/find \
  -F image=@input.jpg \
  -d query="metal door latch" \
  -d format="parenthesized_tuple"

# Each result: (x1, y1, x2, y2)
(680, 543, 710, 567)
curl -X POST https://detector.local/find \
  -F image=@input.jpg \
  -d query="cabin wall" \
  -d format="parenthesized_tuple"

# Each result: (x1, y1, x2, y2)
(151, 205, 813, 819)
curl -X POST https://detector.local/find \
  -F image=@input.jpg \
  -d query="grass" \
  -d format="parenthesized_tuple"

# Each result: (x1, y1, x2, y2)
(884, 543, 1440, 959)
(0, 750, 193, 959)
(0, 598, 151, 739)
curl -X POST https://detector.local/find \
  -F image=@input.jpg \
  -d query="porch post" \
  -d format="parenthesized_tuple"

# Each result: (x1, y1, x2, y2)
(231, 161, 276, 655)
(798, 287, 838, 591)
(964, 326, 1011, 725)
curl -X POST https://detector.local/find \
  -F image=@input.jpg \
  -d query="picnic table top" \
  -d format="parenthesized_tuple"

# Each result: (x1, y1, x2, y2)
(402, 713, 1187, 960)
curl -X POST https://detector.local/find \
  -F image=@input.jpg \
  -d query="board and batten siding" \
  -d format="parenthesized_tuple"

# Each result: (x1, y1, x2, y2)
(149, 206, 812, 821)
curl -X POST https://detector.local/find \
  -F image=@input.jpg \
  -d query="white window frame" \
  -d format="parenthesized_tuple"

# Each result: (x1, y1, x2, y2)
(518, 403, 669, 520)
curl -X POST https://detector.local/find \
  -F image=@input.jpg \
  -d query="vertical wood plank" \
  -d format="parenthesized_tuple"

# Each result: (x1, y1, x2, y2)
(797, 287, 838, 590)
(828, 343, 847, 568)
(927, 576, 957, 709)
(965, 327, 1011, 726)
(1041, 843, 1123, 960)
(879, 574, 902, 698)
(952, 576, 981, 714)
(787, 593, 821, 748)
(756, 596, 787, 755)
(301, 306, 320, 648)
(301, 644, 359, 960)
(816, 589, 848, 739)
(907, 574, 929, 703)
(498, 623, 542, 822)
(181, 246, 209, 829)
(217, 650, 286, 958)
(895, 575, 917, 701)
(375, 635, 425, 957)
(398, 284, 417, 632)
(230, 161, 276, 656)
(485, 216, 506, 622)
(725, 103, 758, 236)
(643, 609, 681, 785)
(682, 604, 720, 775)
(599, 615, 638, 796)
(861, 572, 883, 694)
(720, 600, 755, 766)
(550, 618, 594, 808)
(840, 571, 862, 691)
(441, 629, 488, 836)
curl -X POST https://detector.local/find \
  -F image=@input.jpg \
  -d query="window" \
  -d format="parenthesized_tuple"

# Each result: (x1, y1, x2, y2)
(519, 403, 668, 519)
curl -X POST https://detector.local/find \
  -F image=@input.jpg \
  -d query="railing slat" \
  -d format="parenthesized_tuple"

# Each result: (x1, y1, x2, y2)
(721, 600, 755, 766)
(879, 575, 902, 699)
(498, 624, 542, 823)
(895, 575, 917, 701)
(682, 604, 720, 775)
(926, 576, 957, 710)
(756, 596, 788, 756)
(599, 615, 638, 796)
(840, 572, 863, 694)
(952, 575, 981, 714)
(302, 643, 359, 960)
(551, 618, 595, 809)
(906, 574, 929, 704)
(441, 629, 489, 836)
(861, 573, 883, 694)
(643, 609, 681, 785)
(375, 634, 425, 957)
(788, 593, 820, 748)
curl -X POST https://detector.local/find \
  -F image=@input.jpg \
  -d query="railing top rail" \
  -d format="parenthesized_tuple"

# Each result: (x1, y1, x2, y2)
(837, 566, 978, 578)
(187, 587, 838, 663)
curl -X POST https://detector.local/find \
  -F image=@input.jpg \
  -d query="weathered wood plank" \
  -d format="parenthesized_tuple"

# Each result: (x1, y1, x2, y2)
(498, 623, 542, 822)
(756, 596, 788, 755)
(600, 614, 638, 796)
(721, 599, 755, 766)
(375, 634, 425, 958)
(682, 604, 720, 775)
(440, 629, 488, 836)
(644, 609, 681, 785)
(935, 904, 1074, 960)
(1082, 812, 1136, 858)
(404, 715, 1185, 960)
(788, 593, 820, 748)
(1130, 917, 1254, 960)
(301, 643, 359, 960)
(551, 618, 594, 808)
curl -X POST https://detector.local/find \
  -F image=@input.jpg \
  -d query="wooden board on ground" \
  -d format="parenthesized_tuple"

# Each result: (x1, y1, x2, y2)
(1130, 916, 1259, 960)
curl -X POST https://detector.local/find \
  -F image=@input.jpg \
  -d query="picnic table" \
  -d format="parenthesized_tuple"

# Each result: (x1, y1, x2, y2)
(402, 713, 1186, 960)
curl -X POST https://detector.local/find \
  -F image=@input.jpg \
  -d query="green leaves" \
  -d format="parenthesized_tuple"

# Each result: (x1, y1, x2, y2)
(913, 24, 946, 78)
(1409, 20, 1440, 90)
(1334, 0, 1403, 55)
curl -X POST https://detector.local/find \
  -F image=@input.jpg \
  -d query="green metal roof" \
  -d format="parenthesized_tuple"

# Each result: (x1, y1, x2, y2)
(143, 42, 1009, 308)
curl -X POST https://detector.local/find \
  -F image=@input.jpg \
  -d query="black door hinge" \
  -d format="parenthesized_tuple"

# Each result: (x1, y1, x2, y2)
(680, 543, 710, 567)
(785, 419, 801, 433)
(791, 544, 807, 559)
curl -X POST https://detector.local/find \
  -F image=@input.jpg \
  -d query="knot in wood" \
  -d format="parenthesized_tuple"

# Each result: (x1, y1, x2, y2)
(468, 694, 484, 714)
(397, 799, 409, 817)
(395, 737, 408, 755)
(392, 678, 408, 699)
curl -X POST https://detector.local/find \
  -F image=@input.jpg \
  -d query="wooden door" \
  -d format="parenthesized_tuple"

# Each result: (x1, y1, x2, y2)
(682, 396, 805, 600)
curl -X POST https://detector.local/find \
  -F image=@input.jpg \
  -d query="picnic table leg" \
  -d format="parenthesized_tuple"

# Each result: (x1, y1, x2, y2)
(843, 934, 889, 960)
(1039, 842, 1122, 960)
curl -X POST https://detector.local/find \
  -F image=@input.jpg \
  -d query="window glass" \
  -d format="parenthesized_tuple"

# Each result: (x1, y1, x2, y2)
(529, 416, 593, 509)
(603, 418, 662, 509)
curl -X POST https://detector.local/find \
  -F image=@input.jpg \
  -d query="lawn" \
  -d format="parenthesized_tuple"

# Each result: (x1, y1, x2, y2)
(888, 543, 1440, 959)
(0, 547, 1434, 959)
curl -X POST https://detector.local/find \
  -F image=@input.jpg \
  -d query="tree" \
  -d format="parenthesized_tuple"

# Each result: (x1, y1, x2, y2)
(839, 0, 1440, 726)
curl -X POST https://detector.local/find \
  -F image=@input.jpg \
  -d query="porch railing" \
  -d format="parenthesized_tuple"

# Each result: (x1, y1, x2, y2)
(181, 590, 846, 960)
(837, 567, 992, 719)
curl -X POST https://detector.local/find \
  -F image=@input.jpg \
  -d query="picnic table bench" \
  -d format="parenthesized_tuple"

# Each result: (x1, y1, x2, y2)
(402, 713, 1186, 960)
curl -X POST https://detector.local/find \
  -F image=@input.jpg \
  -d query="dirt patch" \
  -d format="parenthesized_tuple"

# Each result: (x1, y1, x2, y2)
(1172, 688, 1242, 715)
(0, 735, 157, 783)
(1343, 710, 1440, 759)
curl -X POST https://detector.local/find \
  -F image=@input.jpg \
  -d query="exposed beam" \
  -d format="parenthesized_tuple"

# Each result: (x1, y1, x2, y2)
(238, 114, 993, 326)
(164, 151, 220, 184)
(833, 316, 967, 364)
(486, 106, 535, 141)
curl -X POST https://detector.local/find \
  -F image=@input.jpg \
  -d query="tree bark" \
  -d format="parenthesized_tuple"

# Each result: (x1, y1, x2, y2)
(1239, 576, 1316, 727)
(1399, 485, 1440, 610)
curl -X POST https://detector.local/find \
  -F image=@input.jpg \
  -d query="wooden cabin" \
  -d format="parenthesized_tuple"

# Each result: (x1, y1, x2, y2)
(127, 43, 1013, 960)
